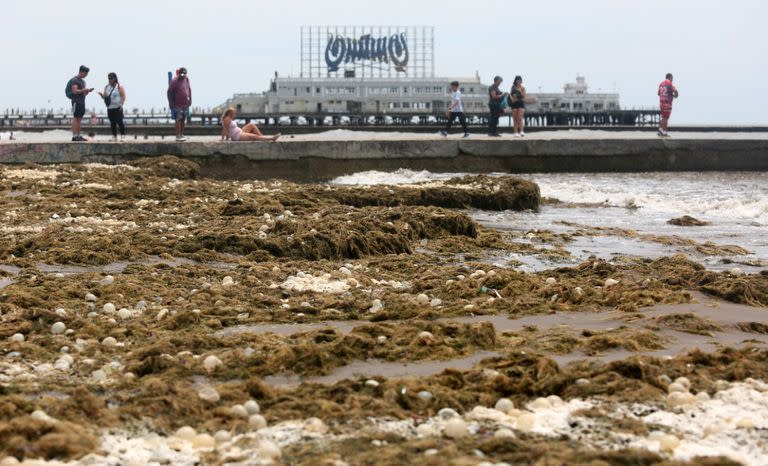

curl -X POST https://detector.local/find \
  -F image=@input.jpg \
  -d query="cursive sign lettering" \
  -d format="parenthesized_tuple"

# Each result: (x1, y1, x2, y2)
(325, 33, 409, 72)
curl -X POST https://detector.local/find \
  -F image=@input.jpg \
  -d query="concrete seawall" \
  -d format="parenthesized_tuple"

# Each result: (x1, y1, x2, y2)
(1, 138, 767, 180)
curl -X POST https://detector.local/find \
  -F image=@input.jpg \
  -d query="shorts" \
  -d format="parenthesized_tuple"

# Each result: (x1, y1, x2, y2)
(660, 100, 673, 119)
(172, 107, 190, 121)
(71, 101, 85, 118)
(510, 101, 525, 110)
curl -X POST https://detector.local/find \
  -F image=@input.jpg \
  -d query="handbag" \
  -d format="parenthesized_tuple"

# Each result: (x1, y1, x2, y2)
(103, 84, 117, 107)
(499, 93, 509, 109)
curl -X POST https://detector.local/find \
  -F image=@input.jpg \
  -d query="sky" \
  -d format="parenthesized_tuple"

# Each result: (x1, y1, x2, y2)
(3, 0, 766, 124)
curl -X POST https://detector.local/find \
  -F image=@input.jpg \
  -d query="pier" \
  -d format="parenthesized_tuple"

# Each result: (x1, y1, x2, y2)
(1, 135, 766, 181)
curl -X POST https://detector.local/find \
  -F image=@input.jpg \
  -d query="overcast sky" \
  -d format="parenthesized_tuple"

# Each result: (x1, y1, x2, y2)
(3, 0, 766, 124)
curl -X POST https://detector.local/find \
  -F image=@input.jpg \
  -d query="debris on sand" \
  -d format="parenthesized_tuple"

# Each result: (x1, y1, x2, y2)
(130, 155, 200, 179)
(559, 221, 750, 257)
(1, 161, 766, 464)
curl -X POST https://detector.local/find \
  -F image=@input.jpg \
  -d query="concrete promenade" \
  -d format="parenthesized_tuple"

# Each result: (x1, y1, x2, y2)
(1, 132, 767, 180)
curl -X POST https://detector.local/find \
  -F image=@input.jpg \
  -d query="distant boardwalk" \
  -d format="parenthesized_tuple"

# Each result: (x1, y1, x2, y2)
(0, 109, 661, 132)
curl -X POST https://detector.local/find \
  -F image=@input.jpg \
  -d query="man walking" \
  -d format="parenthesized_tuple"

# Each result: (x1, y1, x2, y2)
(440, 81, 469, 138)
(658, 73, 679, 137)
(68, 65, 94, 142)
(488, 76, 504, 137)
(167, 67, 192, 141)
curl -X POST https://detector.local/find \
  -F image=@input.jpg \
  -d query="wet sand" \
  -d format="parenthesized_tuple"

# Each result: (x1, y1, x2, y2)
(221, 293, 768, 387)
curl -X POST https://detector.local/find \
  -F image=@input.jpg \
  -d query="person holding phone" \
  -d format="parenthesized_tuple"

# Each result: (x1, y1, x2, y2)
(509, 75, 527, 137)
(98, 72, 126, 141)
(68, 65, 94, 142)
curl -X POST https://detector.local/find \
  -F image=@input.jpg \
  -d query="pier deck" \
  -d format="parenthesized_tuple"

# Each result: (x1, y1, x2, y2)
(1, 132, 767, 181)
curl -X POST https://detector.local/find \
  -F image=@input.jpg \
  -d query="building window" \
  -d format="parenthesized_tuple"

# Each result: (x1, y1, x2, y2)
(306, 87, 311, 93)
(316, 87, 320, 93)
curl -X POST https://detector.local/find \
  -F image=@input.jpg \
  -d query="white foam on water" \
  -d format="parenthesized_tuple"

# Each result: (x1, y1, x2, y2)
(532, 172, 768, 225)
(331, 168, 470, 186)
(330, 170, 767, 225)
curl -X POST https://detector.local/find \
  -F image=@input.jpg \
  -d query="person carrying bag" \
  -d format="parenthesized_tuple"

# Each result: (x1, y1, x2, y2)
(98, 72, 127, 141)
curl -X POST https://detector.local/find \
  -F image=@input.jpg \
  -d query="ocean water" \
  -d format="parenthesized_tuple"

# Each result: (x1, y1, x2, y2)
(331, 170, 768, 272)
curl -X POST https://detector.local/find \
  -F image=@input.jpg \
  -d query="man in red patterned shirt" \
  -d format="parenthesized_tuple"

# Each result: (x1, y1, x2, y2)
(658, 73, 679, 137)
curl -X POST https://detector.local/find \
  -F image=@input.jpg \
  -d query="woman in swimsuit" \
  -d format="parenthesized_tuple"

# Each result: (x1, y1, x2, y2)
(509, 75, 526, 137)
(220, 108, 280, 142)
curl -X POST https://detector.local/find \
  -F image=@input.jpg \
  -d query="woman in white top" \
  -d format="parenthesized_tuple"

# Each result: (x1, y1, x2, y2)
(220, 108, 280, 142)
(98, 72, 126, 141)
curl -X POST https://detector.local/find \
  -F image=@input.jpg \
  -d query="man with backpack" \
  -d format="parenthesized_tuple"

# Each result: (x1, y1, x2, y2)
(66, 65, 94, 142)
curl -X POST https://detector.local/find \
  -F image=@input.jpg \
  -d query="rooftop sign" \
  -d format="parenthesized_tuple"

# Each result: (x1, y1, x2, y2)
(324, 32, 409, 72)
(300, 26, 434, 79)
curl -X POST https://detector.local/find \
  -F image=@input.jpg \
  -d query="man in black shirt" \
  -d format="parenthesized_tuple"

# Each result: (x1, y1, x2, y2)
(69, 65, 94, 142)
(488, 76, 504, 136)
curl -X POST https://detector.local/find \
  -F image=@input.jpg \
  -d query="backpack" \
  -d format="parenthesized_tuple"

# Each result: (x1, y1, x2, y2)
(65, 78, 75, 99)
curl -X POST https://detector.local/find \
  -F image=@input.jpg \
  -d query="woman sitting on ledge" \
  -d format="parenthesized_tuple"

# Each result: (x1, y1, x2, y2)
(220, 108, 280, 142)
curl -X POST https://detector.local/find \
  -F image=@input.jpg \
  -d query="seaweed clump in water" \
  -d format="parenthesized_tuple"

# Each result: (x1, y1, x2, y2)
(668, 215, 709, 226)
(328, 175, 540, 211)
